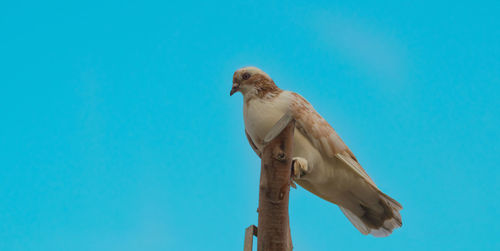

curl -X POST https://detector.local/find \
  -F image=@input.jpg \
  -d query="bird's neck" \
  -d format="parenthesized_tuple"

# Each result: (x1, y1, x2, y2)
(243, 83, 282, 105)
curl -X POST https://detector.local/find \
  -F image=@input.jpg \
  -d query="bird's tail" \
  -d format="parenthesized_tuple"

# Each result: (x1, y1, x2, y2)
(340, 191, 402, 237)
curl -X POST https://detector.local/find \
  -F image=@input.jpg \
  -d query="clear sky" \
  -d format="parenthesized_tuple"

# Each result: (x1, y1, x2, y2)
(1, 1, 499, 250)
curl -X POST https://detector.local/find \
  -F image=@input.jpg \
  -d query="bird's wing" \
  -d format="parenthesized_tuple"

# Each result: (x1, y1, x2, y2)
(289, 92, 403, 236)
(245, 129, 262, 158)
(289, 92, 377, 187)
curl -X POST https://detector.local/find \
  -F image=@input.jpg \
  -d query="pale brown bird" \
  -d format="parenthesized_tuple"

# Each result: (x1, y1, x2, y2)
(230, 66, 402, 237)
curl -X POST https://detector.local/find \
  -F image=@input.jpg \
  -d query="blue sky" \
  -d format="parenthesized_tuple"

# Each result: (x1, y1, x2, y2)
(1, 1, 499, 250)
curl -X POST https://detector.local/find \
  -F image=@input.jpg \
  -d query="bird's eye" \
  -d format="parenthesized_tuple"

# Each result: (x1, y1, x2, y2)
(242, 72, 251, 80)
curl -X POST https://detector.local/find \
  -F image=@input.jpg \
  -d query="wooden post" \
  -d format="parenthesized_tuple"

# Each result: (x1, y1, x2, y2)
(257, 119, 295, 251)
(244, 225, 258, 251)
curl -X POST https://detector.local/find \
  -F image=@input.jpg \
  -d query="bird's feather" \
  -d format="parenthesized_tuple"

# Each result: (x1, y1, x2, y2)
(245, 129, 261, 157)
(289, 92, 376, 186)
(288, 92, 402, 236)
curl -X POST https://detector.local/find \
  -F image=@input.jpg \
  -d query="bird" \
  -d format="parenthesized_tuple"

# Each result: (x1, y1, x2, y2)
(230, 66, 402, 237)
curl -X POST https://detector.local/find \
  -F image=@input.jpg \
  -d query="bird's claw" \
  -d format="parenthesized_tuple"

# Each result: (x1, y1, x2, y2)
(291, 157, 309, 180)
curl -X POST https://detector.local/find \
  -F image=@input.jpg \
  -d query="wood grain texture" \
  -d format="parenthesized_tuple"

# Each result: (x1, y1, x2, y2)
(244, 225, 258, 251)
(257, 120, 295, 251)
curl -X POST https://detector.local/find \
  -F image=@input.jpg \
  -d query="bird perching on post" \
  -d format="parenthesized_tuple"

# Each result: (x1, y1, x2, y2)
(231, 66, 403, 241)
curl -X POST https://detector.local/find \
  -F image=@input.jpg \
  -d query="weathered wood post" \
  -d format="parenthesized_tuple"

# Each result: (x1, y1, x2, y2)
(258, 118, 294, 251)
(244, 225, 258, 251)
(244, 112, 295, 251)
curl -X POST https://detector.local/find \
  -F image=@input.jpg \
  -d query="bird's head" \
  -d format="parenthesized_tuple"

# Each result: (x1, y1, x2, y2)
(230, 66, 280, 97)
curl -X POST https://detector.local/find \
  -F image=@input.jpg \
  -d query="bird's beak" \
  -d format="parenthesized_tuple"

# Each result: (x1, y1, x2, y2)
(230, 83, 239, 96)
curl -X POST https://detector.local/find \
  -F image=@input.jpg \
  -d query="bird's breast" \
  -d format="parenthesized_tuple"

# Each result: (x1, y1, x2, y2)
(243, 95, 290, 148)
